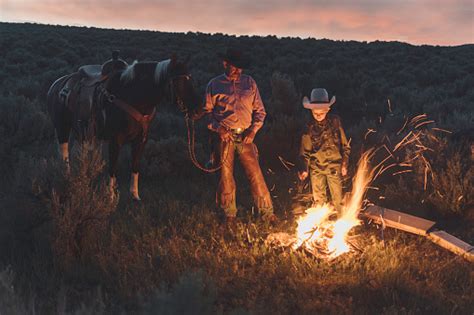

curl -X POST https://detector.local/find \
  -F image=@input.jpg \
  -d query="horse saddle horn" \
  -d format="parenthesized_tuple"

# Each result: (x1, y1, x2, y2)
(101, 51, 128, 77)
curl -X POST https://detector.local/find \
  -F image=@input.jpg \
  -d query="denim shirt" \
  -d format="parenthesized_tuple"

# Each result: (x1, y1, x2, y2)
(203, 74, 266, 133)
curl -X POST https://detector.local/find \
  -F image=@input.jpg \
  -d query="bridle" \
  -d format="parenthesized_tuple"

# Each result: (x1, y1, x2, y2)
(169, 74, 192, 114)
(168, 73, 228, 173)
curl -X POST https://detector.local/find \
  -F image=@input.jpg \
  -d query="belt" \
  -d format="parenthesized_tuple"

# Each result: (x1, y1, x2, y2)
(230, 127, 245, 135)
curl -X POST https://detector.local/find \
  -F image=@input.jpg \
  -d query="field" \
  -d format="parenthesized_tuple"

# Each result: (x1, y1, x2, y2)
(0, 22, 472, 314)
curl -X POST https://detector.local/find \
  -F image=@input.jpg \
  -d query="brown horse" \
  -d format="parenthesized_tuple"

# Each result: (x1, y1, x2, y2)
(47, 56, 200, 200)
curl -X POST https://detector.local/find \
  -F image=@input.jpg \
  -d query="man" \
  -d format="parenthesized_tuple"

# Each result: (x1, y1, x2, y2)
(297, 88, 350, 215)
(203, 47, 276, 225)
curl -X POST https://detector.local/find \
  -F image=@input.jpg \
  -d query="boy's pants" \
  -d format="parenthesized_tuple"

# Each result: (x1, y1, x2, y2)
(309, 165, 343, 214)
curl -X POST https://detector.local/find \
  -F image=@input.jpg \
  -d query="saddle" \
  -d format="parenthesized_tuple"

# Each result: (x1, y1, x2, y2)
(58, 65, 104, 117)
(57, 51, 129, 139)
(78, 65, 103, 85)
(57, 64, 108, 141)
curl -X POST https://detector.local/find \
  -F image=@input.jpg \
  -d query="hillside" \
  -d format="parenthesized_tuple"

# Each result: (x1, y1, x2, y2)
(0, 22, 472, 313)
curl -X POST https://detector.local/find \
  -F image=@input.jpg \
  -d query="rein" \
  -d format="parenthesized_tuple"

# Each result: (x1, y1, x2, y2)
(184, 115, 229, 173)
(172, 73, 229, 173)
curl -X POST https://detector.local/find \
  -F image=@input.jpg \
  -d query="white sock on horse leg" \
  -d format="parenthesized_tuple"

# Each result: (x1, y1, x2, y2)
(130, 172, 140, 200)
(59, 142, 69, 162)
(59, 143, 69, 162)
(109, 176, 117, 188)
(109, 176, 118, 200)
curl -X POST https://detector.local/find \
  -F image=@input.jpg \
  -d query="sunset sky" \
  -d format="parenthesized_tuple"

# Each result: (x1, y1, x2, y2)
(1, 0, 473, 46)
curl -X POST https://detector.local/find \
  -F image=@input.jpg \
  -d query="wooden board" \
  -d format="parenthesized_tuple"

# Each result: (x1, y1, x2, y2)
(362, 205, 436, 236)
(428, 230, 474, 262)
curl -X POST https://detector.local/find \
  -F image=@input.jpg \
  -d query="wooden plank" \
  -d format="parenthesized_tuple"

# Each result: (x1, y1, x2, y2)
(362, 205, 436, 236)
(428, 230, 474, 262)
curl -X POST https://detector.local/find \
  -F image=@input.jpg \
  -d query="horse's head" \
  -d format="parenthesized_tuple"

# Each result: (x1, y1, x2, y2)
(117, 57, 201, 118)
(167, 55, 201, 117)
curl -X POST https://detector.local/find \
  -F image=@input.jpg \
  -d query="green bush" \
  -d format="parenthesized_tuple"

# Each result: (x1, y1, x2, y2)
(427, 149, 473, 215)
(144, 270, 219, 315)
(0, 267, 28, 314)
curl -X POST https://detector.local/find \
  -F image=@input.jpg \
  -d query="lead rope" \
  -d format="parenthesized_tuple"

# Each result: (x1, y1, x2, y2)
(185, 115, 229, 173)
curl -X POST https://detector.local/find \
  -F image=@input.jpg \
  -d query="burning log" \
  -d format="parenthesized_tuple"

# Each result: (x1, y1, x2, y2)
(265, 232, 297, 248)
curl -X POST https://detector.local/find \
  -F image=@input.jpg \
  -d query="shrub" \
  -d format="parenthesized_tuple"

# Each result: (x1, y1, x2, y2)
(141, 136, 202, 178)
(49, 142, 118, 270)
(427, 149, 473, 216)
(268, 72, 300, 116)
(15, 141, 118, 270)
(144, 270, 219, 315)
(0, 267, 28, 314)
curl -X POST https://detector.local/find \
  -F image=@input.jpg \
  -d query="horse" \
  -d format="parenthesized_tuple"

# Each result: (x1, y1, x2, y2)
(47, 55, 200, 200)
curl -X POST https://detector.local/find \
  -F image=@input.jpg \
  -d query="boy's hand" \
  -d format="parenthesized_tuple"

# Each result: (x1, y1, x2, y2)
(341, 165, 348, 177)
(298, 171, 308, 181)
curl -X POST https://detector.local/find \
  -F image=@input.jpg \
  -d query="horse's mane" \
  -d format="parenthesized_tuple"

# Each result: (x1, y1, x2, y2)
(120, 59, 171, 86)
(120, 60, 138, 84)
(154, 59, 171, 85)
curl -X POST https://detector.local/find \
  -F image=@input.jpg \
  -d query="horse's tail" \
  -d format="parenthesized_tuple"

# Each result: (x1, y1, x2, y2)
(47, 74, 72, 117)
(47, 74, 79, 144)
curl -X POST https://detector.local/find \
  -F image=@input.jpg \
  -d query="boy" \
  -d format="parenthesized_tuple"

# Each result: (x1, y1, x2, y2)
(297, 88, 350, 214)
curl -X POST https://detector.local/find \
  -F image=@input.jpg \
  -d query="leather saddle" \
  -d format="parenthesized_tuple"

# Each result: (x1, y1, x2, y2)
(78, 65, 103, 85)
(58, 52, 129, 139)
(58, 64, 108, 139)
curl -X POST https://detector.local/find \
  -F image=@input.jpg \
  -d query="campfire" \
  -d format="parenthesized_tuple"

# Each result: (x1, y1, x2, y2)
(267, 150, 374, 259)
(267, 114, 451, 260)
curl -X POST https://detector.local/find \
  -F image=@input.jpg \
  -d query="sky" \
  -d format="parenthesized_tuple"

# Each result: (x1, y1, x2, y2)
(1, 0, 473, 46)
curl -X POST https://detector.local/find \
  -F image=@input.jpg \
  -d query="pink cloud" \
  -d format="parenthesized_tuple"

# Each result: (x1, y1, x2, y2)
(1, 0, 472, 45)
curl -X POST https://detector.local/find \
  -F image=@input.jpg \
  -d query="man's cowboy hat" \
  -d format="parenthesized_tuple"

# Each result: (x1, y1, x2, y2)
(302, 88, 336, 110)
(218, 47, 250, 69)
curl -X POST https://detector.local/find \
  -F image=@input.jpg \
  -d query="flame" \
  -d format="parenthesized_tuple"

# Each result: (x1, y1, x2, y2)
(293, 204, 332, 249)
(287, 114, 440, 259)
(293, 150, 375, 259)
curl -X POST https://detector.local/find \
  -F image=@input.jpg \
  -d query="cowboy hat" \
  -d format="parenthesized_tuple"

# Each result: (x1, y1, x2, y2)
(302, 88, 336, 110)
(218, 47, 250, 69)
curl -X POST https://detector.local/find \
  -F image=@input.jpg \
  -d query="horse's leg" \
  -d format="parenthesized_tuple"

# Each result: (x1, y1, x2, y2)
(48, 75, 73, 172)
(56, 107, 73, 173)
(130, 138, 146, 201)
(108, 137, 123, 200)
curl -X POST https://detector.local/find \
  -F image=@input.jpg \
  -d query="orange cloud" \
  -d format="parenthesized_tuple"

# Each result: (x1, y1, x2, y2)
(2, 0, 472, 45)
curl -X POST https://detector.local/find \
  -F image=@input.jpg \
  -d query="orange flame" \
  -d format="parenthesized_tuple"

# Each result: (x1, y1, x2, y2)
(293, 150, 375, 258)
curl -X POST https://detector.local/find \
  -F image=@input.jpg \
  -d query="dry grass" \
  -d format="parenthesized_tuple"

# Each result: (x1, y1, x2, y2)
(1, 148, 472, 314)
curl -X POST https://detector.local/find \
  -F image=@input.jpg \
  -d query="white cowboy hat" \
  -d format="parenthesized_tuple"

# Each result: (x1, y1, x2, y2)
(302, 88, 336, 110)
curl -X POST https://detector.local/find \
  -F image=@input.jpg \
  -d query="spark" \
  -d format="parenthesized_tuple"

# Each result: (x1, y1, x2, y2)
(278, 155, 294, 171)
(431, 127, 452, 134)
(397, 117, 409, 135)
(415, 120, 435, 129)
(387, 99, 392, 113)
(365, 129, 376, 140)
(394, 131, 413, 152)
(392, 169, 413, 176)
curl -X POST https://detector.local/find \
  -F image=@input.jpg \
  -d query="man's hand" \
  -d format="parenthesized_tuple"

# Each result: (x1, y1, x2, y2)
(341, 164, 348, 177)
(217, 126, 232, 142)
(298, 171, 308, 181)
(243, 129, 256, 144)
(189, 107, 204, 121)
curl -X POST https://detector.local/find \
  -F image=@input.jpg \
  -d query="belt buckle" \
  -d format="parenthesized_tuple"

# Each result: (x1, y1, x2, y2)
(234, 128, 244, 135)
